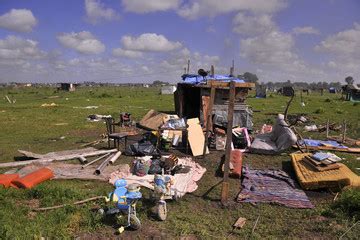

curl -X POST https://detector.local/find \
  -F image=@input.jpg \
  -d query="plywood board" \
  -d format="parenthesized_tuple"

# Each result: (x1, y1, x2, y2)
(187, 118, 208, 156)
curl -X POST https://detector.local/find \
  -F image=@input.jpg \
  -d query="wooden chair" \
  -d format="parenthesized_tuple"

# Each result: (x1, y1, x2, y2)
(104, 117, 128, 150)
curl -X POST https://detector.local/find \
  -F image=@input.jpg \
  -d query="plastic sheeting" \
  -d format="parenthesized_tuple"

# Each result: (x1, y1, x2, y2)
(181, 74, 245, 85)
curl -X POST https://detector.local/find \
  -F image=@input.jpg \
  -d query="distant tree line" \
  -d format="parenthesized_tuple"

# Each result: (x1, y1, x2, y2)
(238, 72, 356, 91)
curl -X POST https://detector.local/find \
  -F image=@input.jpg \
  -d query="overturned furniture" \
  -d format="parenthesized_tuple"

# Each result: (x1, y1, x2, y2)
(250, 114, 297, 154)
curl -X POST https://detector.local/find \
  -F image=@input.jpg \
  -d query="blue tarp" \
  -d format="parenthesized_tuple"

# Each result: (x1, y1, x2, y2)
(181, 74, 245, 85)
(299, 139, 348, 149)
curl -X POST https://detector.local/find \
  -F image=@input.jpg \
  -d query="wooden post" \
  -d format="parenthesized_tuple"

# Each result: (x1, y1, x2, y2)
(187, 59, 190, 74)
(211, 65, 215, 76)
(326, 119, 329, 138)
(230, 66, 234, 77)
(221, 81, 236, 205)
(342, 120, 347, 143)
(203, 83, 216, 159)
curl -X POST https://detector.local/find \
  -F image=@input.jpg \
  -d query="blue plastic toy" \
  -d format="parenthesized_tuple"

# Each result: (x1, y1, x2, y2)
(102, 179, 142, 233)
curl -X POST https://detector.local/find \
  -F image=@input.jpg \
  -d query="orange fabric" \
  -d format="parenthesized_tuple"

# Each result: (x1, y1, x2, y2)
(0, 174, 20, 188)
(11, 167, 54, 189)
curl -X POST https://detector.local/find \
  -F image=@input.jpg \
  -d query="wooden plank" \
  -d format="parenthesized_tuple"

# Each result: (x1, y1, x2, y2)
(0, 149, 118, 168)
(221, 81, 236, 204)
(18, 147, 97, 159)
(206, 81, 255, 88)
(187, 118, 208, 156)
(203, 85, 215, 159)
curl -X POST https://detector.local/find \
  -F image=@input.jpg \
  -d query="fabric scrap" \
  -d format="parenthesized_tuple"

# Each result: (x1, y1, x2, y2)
(237, 166, 314, 209)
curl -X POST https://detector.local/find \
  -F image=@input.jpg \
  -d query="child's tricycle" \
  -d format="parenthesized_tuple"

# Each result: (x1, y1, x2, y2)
(99, 179, 142, 233)
(153, 174, 176, 221)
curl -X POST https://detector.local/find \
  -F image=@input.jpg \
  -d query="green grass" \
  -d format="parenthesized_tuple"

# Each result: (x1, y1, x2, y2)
(0, 86, 359, 239)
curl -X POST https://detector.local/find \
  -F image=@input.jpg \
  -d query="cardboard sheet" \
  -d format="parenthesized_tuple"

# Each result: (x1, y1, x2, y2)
(187, 118, 208, 156)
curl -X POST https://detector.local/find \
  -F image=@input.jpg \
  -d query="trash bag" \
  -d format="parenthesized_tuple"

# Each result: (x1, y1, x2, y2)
(132, 158, 151, 176)
(148, 158, 163, 174)
(125, 140, 159, 156)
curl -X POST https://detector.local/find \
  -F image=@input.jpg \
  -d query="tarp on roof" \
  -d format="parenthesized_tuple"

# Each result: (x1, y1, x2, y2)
(181, 74, 245, 85)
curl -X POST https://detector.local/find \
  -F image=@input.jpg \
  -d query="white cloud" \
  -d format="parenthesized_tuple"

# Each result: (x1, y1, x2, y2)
(233, 12, 275, 35)
(240, 30, 299, 66)
(85, 0, 119, 24)
(0, 9, 37, 32)
(315, 23, 360, 78)
(159, 47, 220, 73)
(0, 35, 45, 60)
(121, 33, 182, 52)
(293, 26, 320, 35)
(178, 0, 286, 20)
(122, 0, 180, 13)
(315, 23, 360, 58)
(112, 48, 143, 58)
(57, 31, 105, 54)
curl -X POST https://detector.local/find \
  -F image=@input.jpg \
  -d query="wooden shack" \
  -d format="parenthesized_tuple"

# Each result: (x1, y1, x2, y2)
(59, 83, 77, 92)
(342, 84, 360, 102)
(174, 80, 255, 130)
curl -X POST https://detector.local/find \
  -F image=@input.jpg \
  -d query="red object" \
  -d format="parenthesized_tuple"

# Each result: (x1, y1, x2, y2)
(11, 167, 54, 189)
(0, 174, 20, 188)
(230, 150, 243, 177)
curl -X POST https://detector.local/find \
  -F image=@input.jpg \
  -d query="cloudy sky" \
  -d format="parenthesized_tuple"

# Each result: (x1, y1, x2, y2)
(0, 0, 359, 83)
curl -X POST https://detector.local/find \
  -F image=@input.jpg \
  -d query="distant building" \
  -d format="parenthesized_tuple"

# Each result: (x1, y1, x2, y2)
(255, 85, 267, 98)
(342, 84, 360, 102)
(143, 84, 149, 88)
(58, 83, 77, 91)
(329, 87, 336, 94)
(161, 85, 177, 94)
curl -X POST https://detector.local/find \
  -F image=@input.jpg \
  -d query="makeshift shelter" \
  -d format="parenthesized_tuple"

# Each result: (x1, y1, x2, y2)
(161, 85, 177, 94)
(342, 84, 360, 102)
(174, 74, 254, 130)
(255, 85, 267, 98)
(328, 87, 336, 94)
(279, 86, 295, 96)
(58, 83, 77, 92)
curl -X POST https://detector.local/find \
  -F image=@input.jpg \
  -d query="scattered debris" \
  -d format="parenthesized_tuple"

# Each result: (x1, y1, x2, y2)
(87, 114, 111, 122)
(250, 114, 297, 155)
(41, 103, 57, 107)
(73, 106, 99, 109)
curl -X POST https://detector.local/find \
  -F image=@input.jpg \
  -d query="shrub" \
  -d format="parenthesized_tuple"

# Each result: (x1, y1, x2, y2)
(324, 98, 332, 102)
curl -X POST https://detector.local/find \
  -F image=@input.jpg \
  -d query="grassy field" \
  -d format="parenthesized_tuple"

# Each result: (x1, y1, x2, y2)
(0, 86, 359, 239)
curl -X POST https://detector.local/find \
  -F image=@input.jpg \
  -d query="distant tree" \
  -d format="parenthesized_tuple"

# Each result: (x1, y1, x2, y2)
(239, 72, 259, 84)
(345, 76, 354, 85)
(152, 80, 169, 86)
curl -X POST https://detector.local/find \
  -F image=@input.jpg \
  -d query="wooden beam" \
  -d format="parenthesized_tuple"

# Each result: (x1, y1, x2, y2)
(0, 149, 118, 168)
(211, 65, 215, 76)
(206, 81, 255, 89)
(203, 84, 216, 159)
(221, 81, 236, 204)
